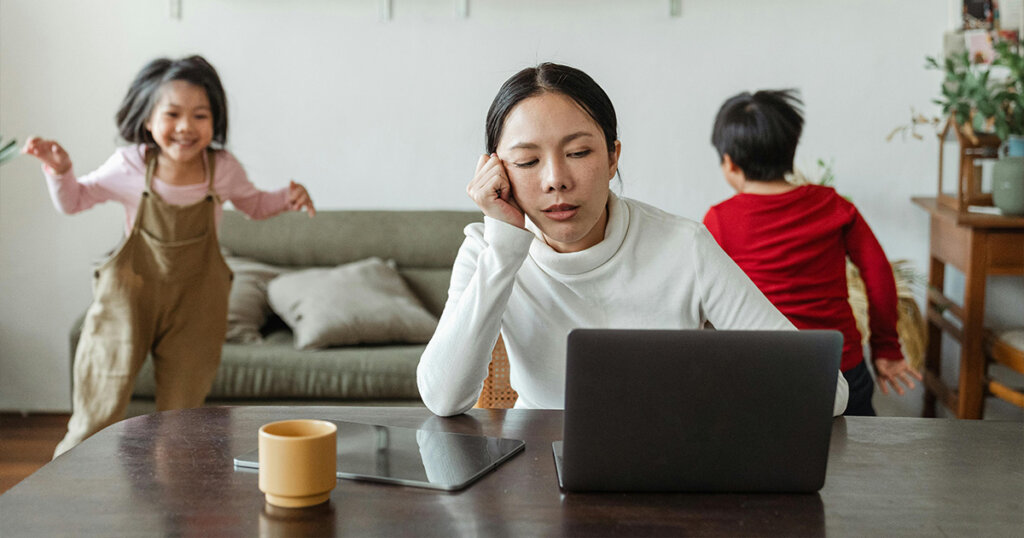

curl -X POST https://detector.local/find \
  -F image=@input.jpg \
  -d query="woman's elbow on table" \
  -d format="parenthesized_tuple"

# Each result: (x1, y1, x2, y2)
(417, 370, 475, 417)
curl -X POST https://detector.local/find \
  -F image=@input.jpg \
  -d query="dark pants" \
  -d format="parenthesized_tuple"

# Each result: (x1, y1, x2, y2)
(842, 360, 876, 416)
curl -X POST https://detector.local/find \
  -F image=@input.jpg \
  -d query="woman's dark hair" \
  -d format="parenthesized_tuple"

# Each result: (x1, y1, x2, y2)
(115, 55, 228, 149)
(710, 89, 804, 181)
(485, 63, 618, 155)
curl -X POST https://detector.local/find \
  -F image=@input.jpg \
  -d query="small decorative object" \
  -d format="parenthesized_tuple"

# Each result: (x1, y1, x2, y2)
(937, 117, 1000, 212)
(965, 29, 996, 64)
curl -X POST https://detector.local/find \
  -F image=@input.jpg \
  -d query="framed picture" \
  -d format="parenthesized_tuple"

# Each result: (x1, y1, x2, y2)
(964, 0, 994, 30)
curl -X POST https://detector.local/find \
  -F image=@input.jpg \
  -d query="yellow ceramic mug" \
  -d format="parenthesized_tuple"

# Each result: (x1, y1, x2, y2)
(258, 419, 337, 508)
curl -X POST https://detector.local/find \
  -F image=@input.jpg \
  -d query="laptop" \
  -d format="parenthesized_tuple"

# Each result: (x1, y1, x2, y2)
(552, 329, 841, 493)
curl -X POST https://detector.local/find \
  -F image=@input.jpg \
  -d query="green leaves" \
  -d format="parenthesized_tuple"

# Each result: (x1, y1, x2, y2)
(928, 41, 1024, 140)
(0, 136, 17, 165)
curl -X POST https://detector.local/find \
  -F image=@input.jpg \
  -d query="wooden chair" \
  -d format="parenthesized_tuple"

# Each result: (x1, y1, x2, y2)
(985, 328, 1024, 408)
(474, 334, 519, 409)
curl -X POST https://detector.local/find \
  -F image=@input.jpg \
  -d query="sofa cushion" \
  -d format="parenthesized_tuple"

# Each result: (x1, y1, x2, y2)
(132, 328, 423, 400)
(267, 257, 438, 350)
(224, 255, 289, 343)
(217, 210, 483, 319)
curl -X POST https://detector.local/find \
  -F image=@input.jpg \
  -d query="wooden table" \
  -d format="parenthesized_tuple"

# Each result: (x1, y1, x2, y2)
(912, 197, 1024, 418)
(1, 406, 1021, 537)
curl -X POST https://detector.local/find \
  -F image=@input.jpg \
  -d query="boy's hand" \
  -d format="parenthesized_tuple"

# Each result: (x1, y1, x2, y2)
(467, 153, 524, 229)
(22, 137, 72, 175)
(874, 357, 923, 396)
(288, 180, 315, 217)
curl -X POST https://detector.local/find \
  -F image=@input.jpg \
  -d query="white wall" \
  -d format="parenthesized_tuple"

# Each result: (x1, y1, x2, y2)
(0, 0, 1013, 412)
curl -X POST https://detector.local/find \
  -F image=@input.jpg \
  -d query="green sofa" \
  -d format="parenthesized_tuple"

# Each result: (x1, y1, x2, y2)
(69, 209, 482, 414)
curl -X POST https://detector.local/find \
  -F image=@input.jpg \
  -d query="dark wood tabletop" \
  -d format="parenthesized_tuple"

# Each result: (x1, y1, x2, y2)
(1, 407, 1021, 537)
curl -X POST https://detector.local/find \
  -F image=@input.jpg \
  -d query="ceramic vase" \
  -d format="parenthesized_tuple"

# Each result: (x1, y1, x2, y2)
(1005, 135, 1024, 157)
(992, 156, 1024, 216)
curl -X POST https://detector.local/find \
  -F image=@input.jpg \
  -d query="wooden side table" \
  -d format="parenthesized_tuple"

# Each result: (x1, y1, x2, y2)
(912, 197, 1024, 418)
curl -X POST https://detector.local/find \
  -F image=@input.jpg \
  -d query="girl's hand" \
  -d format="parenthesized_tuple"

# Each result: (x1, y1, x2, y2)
(466, 153, 524, 229)
(21, 137, 72, 175)
(288, 180, 315, 217)
(873, 357, 923, 396)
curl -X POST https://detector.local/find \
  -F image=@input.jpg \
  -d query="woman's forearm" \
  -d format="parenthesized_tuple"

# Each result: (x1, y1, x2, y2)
(417, 218, 533, 416)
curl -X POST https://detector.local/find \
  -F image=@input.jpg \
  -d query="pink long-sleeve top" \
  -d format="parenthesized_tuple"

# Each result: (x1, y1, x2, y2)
(43, 144, 289, 234)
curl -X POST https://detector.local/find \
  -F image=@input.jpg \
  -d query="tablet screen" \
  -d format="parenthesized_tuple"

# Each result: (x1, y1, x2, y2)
(233, 420, 525, 491)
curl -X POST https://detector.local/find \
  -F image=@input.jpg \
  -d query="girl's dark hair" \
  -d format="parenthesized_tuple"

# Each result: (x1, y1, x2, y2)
(115, 55, 228, 149)
(711, 89, 804, 181)
(485, 63, 618, 155)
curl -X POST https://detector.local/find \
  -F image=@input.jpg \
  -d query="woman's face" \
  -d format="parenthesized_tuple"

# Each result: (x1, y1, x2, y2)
(496, 92, 620, 253)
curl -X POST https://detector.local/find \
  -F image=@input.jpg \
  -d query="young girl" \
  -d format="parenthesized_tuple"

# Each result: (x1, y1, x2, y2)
(416, 63, 848, 417)
(22, 55, 315, 457)
(702, 89, 921, 416)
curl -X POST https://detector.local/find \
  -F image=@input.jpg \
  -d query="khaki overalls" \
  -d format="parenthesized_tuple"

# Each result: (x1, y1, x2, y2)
(55, 150, 232, 458)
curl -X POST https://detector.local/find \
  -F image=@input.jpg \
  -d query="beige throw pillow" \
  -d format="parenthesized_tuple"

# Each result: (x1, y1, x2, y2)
(267, 257, 438, 350)
(224, 255, 290, 343)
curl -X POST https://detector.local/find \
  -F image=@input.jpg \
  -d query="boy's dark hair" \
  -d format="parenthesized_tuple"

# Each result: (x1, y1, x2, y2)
(711, 89, 804, 181)
(115, 55, 228, 149)
(485, 62, 618, 155)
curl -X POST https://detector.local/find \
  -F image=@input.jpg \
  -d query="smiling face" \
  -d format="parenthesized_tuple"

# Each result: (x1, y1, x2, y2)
(145, 80, 214, 165)
(496, 92, 621, 253)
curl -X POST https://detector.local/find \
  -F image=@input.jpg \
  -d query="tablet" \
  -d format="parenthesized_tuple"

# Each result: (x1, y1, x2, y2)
(233, 420, 525, 491)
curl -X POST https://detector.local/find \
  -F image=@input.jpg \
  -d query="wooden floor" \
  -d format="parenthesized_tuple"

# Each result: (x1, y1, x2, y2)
(0, 413, 69, 495)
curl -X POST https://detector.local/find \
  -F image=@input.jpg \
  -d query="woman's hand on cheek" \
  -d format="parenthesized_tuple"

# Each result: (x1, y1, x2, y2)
(288, 180, 316, 217)
(466, 153, 525, 229)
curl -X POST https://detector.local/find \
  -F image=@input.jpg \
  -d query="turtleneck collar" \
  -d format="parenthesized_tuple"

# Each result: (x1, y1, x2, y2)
(524, 191, 629, 276)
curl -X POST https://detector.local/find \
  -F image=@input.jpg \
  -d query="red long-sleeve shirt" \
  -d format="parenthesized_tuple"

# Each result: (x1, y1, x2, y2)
(703, 185, 903, 372)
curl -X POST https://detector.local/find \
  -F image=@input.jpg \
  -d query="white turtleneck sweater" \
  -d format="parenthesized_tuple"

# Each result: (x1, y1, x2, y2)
(417, 194, 849, 416)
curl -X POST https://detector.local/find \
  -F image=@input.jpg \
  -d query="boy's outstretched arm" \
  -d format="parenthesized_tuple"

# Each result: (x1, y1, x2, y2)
(874, 357, 923, 395)
(844, 208, 923, 395)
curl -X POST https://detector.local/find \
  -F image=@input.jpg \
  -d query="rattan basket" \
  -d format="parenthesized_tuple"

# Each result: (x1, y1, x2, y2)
(847, 259, 927, 371)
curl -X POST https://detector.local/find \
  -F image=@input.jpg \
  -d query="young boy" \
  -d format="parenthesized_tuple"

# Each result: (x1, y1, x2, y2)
(702, 89, 921, 416)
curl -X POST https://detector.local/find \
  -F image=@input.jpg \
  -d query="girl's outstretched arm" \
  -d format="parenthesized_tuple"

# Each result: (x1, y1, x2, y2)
(287, 180, 315, 217)
(22, 137, 72, 175)
(216, 151, 289, 219)
(23, 138, 128, 215)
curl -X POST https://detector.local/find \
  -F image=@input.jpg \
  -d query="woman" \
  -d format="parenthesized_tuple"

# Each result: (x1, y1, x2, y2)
(417, 63, 848, 417)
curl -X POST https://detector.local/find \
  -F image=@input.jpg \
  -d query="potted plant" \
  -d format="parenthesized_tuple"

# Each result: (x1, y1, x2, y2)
(917, 41, 1024, 215)
(926, 50, 998, 141)
(923, 40, 1024, 146)
(990, 39, 1024, 152)
(987, 40, 1024, 214)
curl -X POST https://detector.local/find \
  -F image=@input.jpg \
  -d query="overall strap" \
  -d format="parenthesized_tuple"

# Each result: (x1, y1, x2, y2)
(205, 149, 219, 201)
(144, 147, 158, 192)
